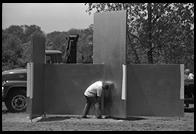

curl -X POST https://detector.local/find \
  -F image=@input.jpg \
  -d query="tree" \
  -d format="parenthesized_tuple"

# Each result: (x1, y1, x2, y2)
(4, 25, 24, 42)
(2, 32, 24, 71)
(2, 24, 95, 68)
(3, 25, 42, 43)
(46, 31, 68, 50)
(22, 25, 42, 43)
(78, 27, 93, 63)
(2, 25, 44, 70)
(46, 26, 93, 63)
(84, 3, 194, 69)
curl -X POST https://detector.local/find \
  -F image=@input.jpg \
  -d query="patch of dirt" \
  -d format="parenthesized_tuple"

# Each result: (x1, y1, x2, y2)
(2, 103, 194, 131)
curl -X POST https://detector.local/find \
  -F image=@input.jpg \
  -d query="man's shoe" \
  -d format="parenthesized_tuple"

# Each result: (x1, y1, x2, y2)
(81, 115, 87, 118)
(96, 116, 102, 119)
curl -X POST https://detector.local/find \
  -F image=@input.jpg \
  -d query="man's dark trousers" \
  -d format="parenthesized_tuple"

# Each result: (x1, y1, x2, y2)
(83, 95, 101, 117)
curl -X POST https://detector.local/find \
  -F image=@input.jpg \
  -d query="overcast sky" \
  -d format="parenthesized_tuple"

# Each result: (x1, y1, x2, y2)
(2, 3, 94, 33)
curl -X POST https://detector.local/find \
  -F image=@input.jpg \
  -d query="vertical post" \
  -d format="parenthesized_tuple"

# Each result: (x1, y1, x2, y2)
(28, 31, 45, 120)
(93, 10, 127, 118)
(180, 64, 184, 99)
(26, 62, 33, 118)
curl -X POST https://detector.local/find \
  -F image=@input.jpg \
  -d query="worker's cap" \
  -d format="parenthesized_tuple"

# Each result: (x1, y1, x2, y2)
(185, 69, 190, 73)
(103, 81, 114, 90)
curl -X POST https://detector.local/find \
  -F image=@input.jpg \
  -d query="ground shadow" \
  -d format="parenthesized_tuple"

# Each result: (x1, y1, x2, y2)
(107, 116, 146, 121)
(38, 116, 71, 122)
(2, 109, 9, 114)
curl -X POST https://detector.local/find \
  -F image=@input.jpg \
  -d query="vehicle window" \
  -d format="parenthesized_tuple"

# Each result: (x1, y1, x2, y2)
(57, 54, 62, 63)
(46, 55, 52, 64)
(46, 53, 62, 64)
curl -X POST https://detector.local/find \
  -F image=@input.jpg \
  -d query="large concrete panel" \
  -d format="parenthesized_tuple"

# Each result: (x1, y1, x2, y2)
(31, 63, 44, 117)
(126, 64, 184, 116)
(44, 64, 104, 115)
(93, 10, 127, 118)
(27, 32, 45, 119)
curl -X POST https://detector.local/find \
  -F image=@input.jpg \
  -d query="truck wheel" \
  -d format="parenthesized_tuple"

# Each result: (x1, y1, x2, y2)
(5, 90, 27, 112)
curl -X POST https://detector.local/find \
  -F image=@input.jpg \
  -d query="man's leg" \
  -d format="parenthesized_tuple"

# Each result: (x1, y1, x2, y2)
(82, 96, 91, 118)
(94, 102, 102, 118)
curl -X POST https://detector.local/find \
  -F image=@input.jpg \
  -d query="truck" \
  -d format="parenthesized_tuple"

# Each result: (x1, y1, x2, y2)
(2, 50, 63, 112)
(2, 34, 79, 112)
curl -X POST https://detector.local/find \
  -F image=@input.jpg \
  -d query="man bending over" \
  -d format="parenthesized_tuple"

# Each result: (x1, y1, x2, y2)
(82, 80, 113, 119)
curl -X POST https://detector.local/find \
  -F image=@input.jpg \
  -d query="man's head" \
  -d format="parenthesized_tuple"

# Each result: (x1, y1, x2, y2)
(185, 69, 190, 74)
(102, 81, 114, 90)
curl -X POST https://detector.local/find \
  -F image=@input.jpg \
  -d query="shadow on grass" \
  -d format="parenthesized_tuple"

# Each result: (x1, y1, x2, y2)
(107, 116, 146, 121)
(38, 116, 71, 122)
(37, 115, 146, 122)
(2, 109, 9, 114)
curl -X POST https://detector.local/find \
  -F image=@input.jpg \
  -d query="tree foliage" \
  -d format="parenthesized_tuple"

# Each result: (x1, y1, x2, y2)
(2, 3, 194, 72)
(85, 3, 194, 71)
(2, 24, 93, 71)
(2, 25, 44, 71)
(2, 32, 23, 71)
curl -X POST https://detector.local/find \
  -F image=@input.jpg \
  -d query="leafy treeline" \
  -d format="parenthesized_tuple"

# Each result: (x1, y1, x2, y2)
(85, 3, 194, 71)
(2, 25, 93, 71)
(2, 3, 194, 72)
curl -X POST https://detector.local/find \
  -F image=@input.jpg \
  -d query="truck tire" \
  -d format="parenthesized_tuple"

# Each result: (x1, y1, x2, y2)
(5, 90, 27, 112)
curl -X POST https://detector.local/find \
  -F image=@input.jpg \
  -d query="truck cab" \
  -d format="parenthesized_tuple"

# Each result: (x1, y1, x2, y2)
(2, 50, 63, 112)
(45, 50, 62, 64)
(2, 34, 79, 112)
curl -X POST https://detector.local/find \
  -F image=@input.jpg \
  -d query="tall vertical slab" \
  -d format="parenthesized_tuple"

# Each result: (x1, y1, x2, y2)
(27, 32, 45, 119)
(93, 10, 127, 118)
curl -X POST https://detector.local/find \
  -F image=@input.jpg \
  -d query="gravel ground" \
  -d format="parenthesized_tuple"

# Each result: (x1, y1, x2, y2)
(2, 103, 194, 131)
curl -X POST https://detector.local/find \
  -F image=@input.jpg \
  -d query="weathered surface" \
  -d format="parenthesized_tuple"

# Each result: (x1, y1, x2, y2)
(93, 10, 127, 118)
(127, 64, 184, 116)
(44, 64, 104, 115)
